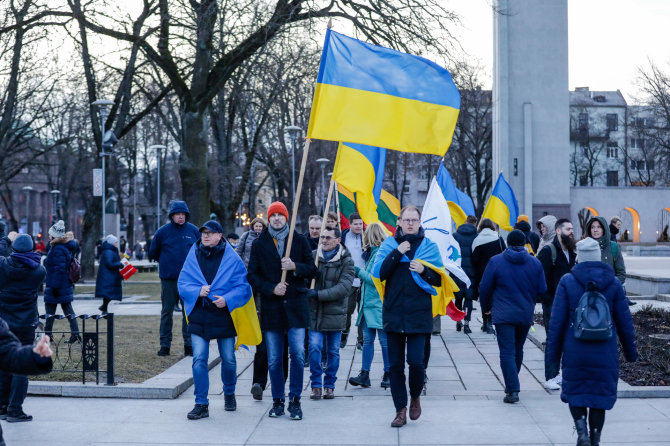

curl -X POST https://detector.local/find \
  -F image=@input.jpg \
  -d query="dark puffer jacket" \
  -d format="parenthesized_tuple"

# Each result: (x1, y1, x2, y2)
(514, 220, 541, 255)
(546, 261, 637, 410)
(453, 223, 477, 279)
(247, 228, 317, 331)
(471, 228, 506, 300)
(95, 242, 124, 301)
(309, 245, 355, 332)
(0, 317, 53, 374)
(44, 238, 77, 304)
(148, 201, 200, 280)
(0, 253, 46, 331)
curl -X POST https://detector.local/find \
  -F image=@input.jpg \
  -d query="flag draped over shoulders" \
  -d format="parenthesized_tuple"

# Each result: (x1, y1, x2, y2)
(372, 236, 464, 321)
(178, 244, 261, 350)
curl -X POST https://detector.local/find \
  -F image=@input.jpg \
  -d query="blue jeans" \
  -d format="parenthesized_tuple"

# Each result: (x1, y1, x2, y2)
(361, 320, 389, 373)
(191, 334, 236, 405)
(309, 330, 341, 389)
(494, 323, 531, 393)
(265, 328, 305, 401)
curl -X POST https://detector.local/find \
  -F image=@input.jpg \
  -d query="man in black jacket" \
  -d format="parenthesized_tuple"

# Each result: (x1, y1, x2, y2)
(452, 215, 478, 334)
(0, 234, 47, 423)
(247, 202, 317, 421)
(537, 218, 576, 390)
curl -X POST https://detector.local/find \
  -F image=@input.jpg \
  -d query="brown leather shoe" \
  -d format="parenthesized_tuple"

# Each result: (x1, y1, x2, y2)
(323, 388, 334, 399)
(409, 396, 422, 420)
(391, 407, 407, 427)
(310, 387, 322, 400)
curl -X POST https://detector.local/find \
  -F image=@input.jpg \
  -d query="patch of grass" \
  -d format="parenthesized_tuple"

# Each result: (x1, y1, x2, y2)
(73, 283, 162, 300)
(35, 315, 186, 383)
(131, 270, 160, 282)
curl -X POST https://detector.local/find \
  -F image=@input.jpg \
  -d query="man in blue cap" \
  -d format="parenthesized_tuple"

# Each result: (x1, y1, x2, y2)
(149, 201, 200, 356)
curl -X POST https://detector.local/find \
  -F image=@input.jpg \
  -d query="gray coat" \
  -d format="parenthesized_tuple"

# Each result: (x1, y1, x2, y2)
(309, 245, 355, 332)
(236, 230, 260, 267)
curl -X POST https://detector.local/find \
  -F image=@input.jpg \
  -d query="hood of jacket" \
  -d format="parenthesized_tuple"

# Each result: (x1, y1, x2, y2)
(168, 201, 191, 220)
(514, 220, 531, 234)
(101, 241, 119, 254)
(503, 246, 530, 264)
(10, 252, 42, 269)
(537, 215, 557, 242)
(586, 216, 612, 248)
(472, 228, 500, 251)
(569, 260, 616, 290)
(457, 223, 477, 237)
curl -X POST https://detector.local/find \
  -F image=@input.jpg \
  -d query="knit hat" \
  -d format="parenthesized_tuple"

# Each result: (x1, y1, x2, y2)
(12, 234, 34, 253)
(105, 234, 119, 245)
(517, 215, 529, 224)
(49, 220, 65, 238)
(507, 229, 526, 247)
(267, 201, 289, 221)
(199, 220, 223, 234)
(576, 237, 601, 263)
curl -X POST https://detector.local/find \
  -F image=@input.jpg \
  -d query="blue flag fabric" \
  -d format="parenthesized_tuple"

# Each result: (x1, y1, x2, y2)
(372, 237, 442, 296)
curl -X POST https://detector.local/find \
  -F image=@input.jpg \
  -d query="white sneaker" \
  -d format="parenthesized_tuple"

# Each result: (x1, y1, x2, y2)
(544, 376, 560, 390)
(556, 372, 562, 385)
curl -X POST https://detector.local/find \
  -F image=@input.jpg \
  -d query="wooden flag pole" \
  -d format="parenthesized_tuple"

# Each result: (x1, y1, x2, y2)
(310, 179, 336, 289)
(334, 182, 341, 228)
(281, 138, 312, 283)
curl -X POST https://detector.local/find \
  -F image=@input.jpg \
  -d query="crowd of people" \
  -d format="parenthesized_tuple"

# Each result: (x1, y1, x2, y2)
(0, 196, 640, 446)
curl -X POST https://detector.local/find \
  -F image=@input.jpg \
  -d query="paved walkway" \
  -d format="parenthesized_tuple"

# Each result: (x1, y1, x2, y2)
(5, 303, 670, 445)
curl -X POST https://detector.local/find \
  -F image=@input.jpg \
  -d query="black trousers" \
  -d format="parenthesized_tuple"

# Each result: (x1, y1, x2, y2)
(0, 329, 33, 416)
(455, 289, 474, 322)
(543, 300, 560, 380)
(343, 287, 363, 343)
(386, 331, 427, 411)
(159, 280, 191, 348)
(252, 332, 288, 390)
(569, 406, 606, 431)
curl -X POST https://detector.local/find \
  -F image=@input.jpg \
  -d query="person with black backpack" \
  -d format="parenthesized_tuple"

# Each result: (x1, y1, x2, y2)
(545, 237, 637, 446)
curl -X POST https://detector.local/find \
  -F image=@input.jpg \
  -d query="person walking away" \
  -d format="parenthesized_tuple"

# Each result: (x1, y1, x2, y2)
(478, 230, 547, 404)
(545, 237, 637, 446)
(341, 212, 365, 349)
(96, 235, 124, 314)
(350, 222, 391, 389)
(514, 215, 540, 255)
(178, 220, 256, 419)
(0, 316, 53, 444)
(0, 235, 47, 422)
(226, 233, 239, 249)
(43, 220, 80, 344)
(247, 202, 317, 420)
(452, 215, 478, 334)
(585, 217, 634, 306)
(537, 218, 576, 390)
(133, 241, 143, 260)
(471, 218, 506, 334)
(149, 201, 200, 356)
(374, 206, 443, 427)
(608, 216, 622, 242)
(536, 215, 557, 253)
(119, 236, 127, 255)
(304, 215, 323, 250)
(307, 226, 354, 400)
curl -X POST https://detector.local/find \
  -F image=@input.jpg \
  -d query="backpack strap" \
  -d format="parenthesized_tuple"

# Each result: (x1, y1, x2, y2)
(610, 241, 619, 259)
(548, 243, 557, 266)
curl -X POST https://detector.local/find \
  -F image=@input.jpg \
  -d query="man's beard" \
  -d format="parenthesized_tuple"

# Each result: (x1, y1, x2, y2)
(561, 233, 576, 252)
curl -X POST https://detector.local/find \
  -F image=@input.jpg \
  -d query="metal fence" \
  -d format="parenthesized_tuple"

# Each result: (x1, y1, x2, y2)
(40, 313, 114, 385)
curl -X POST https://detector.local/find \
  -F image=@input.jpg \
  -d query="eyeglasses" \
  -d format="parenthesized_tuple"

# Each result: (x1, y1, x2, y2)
(320, 235, 336, 240)
(402, 219, 420, 224)
(201, 231, 218, 236)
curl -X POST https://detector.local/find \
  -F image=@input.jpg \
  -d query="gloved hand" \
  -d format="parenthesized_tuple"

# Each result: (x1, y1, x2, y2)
(306, 289, 318, 300)
(354, 266, 361, 275)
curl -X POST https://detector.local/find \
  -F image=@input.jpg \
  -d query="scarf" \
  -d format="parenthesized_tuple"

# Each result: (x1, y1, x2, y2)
(10, 252, 42, 269)
(322, 245, 340, 262)
(268, 224, 290, 256)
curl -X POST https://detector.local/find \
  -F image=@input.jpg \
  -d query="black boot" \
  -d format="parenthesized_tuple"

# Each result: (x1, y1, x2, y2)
(187, 404, 209, 420)
(348, 370, 371, 387)
(224, 394, 236, 411)
(380, 372, 390, 389)
(456, 321, 462, 332)
(574, 417, 590, 446)
(590, 428, 601, 446)
(339, 333, 348, 349)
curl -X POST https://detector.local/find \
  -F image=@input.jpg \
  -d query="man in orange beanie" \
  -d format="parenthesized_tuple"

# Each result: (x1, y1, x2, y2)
(247, 201, 317, 420)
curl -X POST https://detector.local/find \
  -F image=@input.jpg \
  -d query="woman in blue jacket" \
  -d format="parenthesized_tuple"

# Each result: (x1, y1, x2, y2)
(96, 235, 124, 314)
(546, 237, 637, 446)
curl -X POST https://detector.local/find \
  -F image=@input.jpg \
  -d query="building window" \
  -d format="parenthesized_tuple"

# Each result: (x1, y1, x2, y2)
(631, 160, 647, 170)
(606, 170, 618, 187)
(648, 160, 655, 171)
(403, 183, 410, 194)
(578, 113, 589, 131)
(606, 114, 618, 131)
(630, 138, 645, 149)
(579, 174, 588, 186)
(606, 142, 618, 158)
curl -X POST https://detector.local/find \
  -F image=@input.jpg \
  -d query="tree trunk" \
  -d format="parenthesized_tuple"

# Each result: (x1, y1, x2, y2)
(179, 109, 210, 225)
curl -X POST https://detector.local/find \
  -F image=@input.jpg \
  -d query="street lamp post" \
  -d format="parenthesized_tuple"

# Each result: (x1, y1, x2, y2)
(92, 99, 115, 239)
(148, 145, 167, 232)
(284, 126, 302, 206)
(50, 190, 60, 224)
(316, 158, 330, 213)
(21, 186, 33, 234)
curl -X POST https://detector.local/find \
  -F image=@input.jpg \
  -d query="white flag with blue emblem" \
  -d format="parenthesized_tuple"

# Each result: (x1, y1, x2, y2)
(422, 177, 471, 287)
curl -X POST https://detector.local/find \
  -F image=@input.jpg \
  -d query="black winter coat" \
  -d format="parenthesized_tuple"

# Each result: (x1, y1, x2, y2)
(95, 242, 124, 301)
(44, 239, 77, 304)
(0, 254, 46, 331)
(379, 230, 441, 334)
(0, 317, 53, 374)
(0, 236, 11, 257)
(453, 223, 477, 279)
(310, 245, 355, 332)
(188, 241, 236, 340)
(537, 237, 576, 303)
(247, 229, 317, 331)
(514, 220, 540, 255)
(471, 229, 506, 300)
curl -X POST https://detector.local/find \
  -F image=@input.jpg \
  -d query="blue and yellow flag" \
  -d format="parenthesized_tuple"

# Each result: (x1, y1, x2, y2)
(332, 142, 386, 225)
(436, 162, 476, 227)
(481, 173, 519, 232)
(307, 29, 460, 156)
(178, 243, 261, 350)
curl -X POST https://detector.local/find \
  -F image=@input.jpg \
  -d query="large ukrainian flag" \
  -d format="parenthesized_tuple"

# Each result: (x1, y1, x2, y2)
(436, 162, 476, 227)
(481, 173, 519, 232)
(178, 243, 262, 350)
(307, 30, 460, 156)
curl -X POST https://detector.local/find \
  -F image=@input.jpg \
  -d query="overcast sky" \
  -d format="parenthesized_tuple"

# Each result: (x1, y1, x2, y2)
(452, 0, 670, 103)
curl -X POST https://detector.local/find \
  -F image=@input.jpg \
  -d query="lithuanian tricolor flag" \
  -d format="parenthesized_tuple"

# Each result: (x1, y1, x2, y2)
(338, 184, 400, 234)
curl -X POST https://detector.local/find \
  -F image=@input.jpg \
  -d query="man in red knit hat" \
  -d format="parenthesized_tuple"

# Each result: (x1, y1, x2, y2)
(247, 201, 317, 420)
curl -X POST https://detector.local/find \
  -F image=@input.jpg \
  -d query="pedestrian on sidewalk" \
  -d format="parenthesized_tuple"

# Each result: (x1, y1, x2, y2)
(0, 234, 47, 423)
(374, 206, 443, 428)
(304, 215, 323, 250)
(148, 201, 200, 357)
(514, 215, 540, 255)
(43, 220, 80, 344)
(341, 212, 365, 349)
(471, 218, 506, 334)
(545, 237, 637, 446)
(350, 222, 390, 390)
(537, 218, 576, 390)
(478, 229, 547, 404)
(536, 215, 557, 253)
(95, 235, 124, 315)
(608, 216, 621, 242)
(247, 201, 317, 420)
(307, 226, 354, 400)
(178, 220, 251, 420)
(452, 215, 478, 334)
(236, 217, 266, 267)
